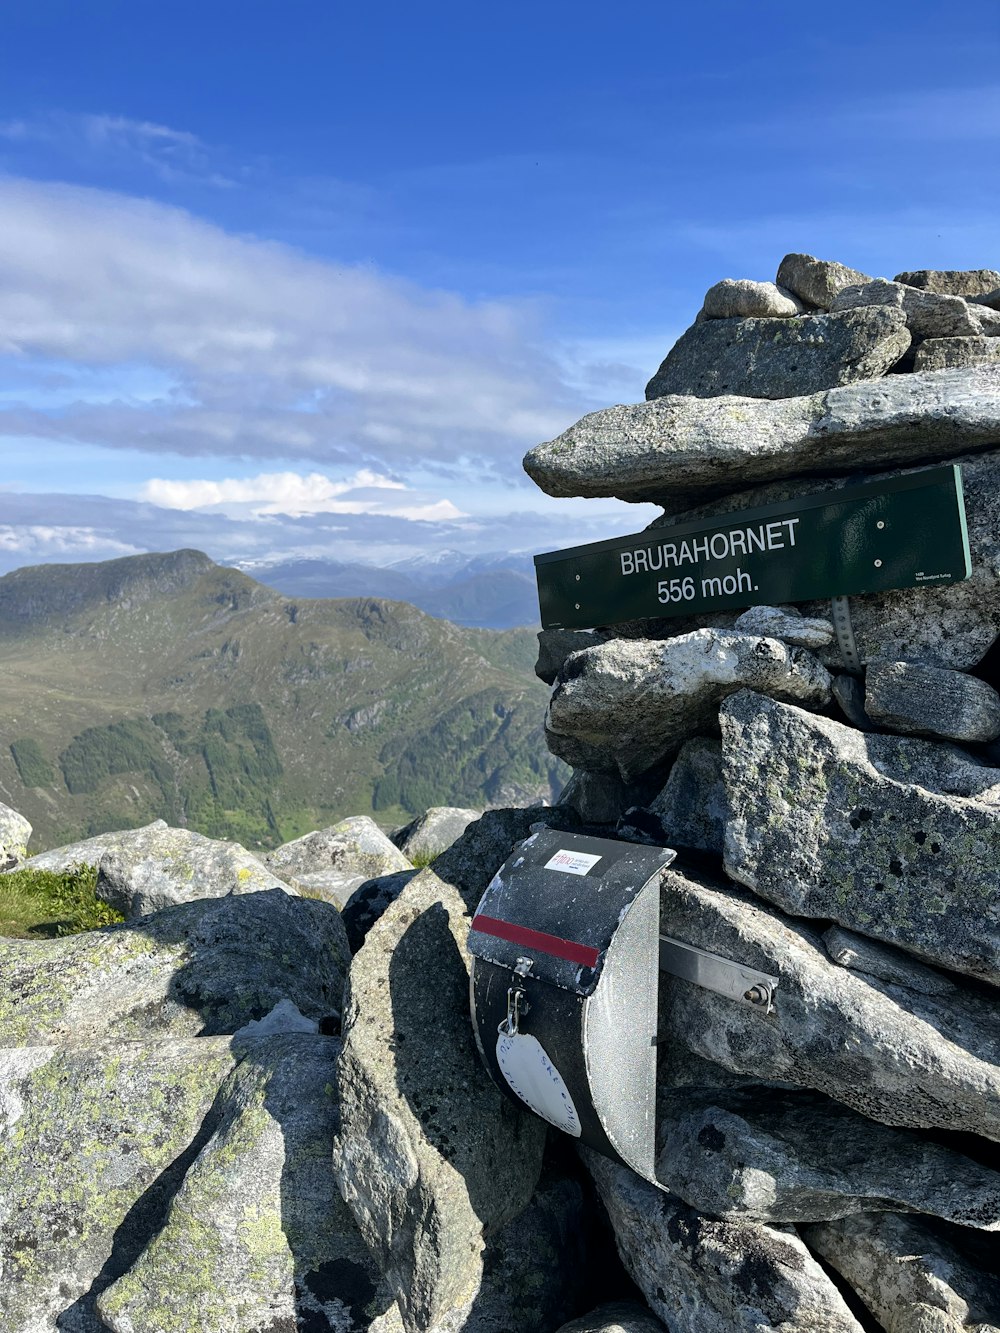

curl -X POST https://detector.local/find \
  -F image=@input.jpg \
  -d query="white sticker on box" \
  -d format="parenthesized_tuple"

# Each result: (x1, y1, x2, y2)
(544, 849, 602, 876)
(496, 1031, 582, 1136)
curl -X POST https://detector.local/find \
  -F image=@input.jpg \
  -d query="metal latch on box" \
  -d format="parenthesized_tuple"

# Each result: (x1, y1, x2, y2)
(467, 829, 780, 1189)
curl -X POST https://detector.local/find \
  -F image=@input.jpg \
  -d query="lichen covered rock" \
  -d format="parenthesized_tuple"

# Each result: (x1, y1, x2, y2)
(94, 822, 290, 917)
(720, 691, 1000, 983)
(0, 800, 31, 870)
(0, 888, 349, 1045)
(333, 871, 547, 1332)
(544, 630, 830, 780)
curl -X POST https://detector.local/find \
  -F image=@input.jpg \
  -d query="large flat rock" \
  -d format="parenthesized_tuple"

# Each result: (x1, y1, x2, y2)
(94, 821, 290, 917)
(645, 307, 910, 401)
(332, 870, 546, 1332)
(895, 268, 1000, 298)
(97, 1034, 395, 1333)
(523, 364, 1000, 507)
(544, 630, 830, 781)
(657, 866, 1000, 1139)
(0, 1036, 238, 1333)
(0, 888, 349, 1044)
(655, 1087, 1000, 1229)
(720, 691, 1000, 984)
(585, 1152, 864, 1333)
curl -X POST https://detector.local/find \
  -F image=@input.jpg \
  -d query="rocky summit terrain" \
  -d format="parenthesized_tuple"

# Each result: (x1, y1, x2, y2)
(3, 254, 1000, 1333)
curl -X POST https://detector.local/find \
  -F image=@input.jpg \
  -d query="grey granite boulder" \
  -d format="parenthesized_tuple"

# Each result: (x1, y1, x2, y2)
(554, 1301, 666, 1333)
(655, 1086, 1000, 1229)
(340, 868, 418, 953)
(865, 660, 1000, 742)
(776, 253, 873, 309)
(701, 278, 805, 319)
(427, 804, 582, 913)
(544, 629, 831, 780)
(658, 866, 1000, 1139)
(0, 800, 30, 870)
(831, 672, 874, 730)
(895, 268, 1000, 298)
(264, 815, 412, 881)
(557, 768, 634, 825)
(97, 1034, 394, 1333)
(536, 628, 613, 685)
(0, 888, 349, 1044)
(585, 1152, 864, 1333)
(831, 278, 993, 339)
(821, 925, 959, 996)
(803, 1214, 1000, 1333)
(0, 1035, 238, 1333)
(94, 822, 290, 917)
(332, 870, 547, 1332)
(916, 336, 1000, 372)
(365, 1172, 588, 1333)
(15, 819, 170, 875)
(644, 306, 910, 401)
(392, 806, 481, 864)
(643, 448, 1000, 672)
(733, 604, 834, 648)
(720, 691, 1000, 983)
(649, 737, 726, 856)
(523, 365, 1000, 508)
(287, 867, 368, 907)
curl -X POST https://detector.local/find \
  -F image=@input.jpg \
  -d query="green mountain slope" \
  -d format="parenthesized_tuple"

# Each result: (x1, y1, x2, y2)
(0, 550, 564, 852)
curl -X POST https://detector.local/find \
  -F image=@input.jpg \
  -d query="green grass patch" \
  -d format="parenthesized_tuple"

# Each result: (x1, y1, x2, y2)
(0, 864, 124, 939)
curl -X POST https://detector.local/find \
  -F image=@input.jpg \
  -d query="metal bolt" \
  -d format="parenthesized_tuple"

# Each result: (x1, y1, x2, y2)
(874, 559, 883, 568)
(744, 985, 770, 1007)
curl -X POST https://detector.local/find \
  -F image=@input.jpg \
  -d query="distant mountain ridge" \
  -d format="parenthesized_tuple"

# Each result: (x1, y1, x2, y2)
(242, 550, 540, 629)
(0, 550, 563, 852)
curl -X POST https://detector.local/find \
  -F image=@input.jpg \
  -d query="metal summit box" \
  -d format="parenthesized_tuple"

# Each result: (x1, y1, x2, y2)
(534, 463, 971, 630)
(468, 828, 675, 1183)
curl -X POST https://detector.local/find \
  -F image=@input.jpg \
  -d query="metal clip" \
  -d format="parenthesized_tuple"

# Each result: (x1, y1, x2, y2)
(499, 987, 528, 1036)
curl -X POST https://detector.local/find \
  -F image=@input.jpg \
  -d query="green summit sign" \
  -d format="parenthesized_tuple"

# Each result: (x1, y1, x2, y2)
(534, 464, 971, 631)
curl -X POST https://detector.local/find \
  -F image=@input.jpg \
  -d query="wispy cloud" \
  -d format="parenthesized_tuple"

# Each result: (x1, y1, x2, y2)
(0, 112, 235, 186)
(0, 177, 588, 480)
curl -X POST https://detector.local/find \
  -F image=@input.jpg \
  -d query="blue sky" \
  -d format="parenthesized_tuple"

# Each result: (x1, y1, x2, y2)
(1, 0, 998, 574)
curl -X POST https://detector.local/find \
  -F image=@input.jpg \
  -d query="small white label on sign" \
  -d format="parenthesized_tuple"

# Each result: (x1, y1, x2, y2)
(544, 849, 602, 876)
(496, 1031, 582, 1137)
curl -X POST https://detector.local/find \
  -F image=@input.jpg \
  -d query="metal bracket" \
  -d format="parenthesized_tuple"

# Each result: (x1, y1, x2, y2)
(830, 595, 862, 675)
(658, 936, 778, 1014)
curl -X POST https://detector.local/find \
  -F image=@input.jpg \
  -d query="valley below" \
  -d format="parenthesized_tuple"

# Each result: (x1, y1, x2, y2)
(0, 548, 563, 853)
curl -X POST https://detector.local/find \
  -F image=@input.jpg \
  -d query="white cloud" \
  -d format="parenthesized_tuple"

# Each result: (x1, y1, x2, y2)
(139, 467, 466, 521)
(0, 177, 586, 478)
(0, 524, 142, 558)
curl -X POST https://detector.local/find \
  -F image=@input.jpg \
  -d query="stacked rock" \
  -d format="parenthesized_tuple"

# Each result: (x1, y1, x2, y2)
(525, 256, 1000, 1332)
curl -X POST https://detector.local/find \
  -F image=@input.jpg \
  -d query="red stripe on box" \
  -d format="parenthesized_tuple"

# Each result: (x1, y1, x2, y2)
(471, 914, 600, 968)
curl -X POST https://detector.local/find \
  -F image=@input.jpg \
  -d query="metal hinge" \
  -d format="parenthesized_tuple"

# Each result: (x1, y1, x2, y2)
(659, 936, 778, 1014)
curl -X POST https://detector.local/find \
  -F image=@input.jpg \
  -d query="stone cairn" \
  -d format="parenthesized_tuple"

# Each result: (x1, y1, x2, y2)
(4, 258, 1000, 1333)
(522, 256, 1000, 1331)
